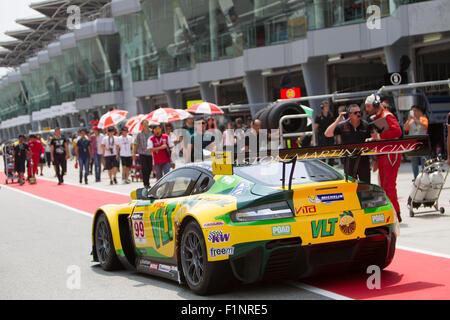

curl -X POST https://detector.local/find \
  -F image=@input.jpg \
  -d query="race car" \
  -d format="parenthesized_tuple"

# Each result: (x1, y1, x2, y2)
(91, 137, 427, 295)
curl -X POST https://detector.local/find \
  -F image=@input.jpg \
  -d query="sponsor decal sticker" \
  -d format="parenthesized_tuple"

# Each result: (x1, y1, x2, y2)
(221, 176, 236, 185)
(339, 211, 356, 235)
(311, 218, 338, 238)
(272, 225, 291, 236)
(150, 263, 158, 270)
(132, 212, 146, 244)
(371, 214, 385, 224)
(295, 205, 317, 215)
(209, 247, 235, 258)
(231, 181, 250, 196)
(202, 221, 225, 228)
(308, 193, 344, 205)
(208, 231, 231, 243)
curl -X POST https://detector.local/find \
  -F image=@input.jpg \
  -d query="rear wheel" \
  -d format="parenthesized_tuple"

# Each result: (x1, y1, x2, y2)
(180, 221, 236, 295)
(94, 213, 122, 271)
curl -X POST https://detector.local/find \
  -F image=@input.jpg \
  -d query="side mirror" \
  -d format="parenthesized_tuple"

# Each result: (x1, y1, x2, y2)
(132, 188, 155, 200)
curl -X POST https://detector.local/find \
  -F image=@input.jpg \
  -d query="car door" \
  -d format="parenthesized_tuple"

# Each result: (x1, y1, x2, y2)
(131, 168, 202, 262)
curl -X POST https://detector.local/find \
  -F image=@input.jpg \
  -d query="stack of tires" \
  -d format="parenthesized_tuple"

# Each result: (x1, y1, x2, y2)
(254, 102, 310, 134)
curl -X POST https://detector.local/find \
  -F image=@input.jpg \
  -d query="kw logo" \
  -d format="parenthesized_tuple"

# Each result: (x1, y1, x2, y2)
(295, 205, 317, 215)
(311, 218, 338, 238)
(208, 231, 231, 243)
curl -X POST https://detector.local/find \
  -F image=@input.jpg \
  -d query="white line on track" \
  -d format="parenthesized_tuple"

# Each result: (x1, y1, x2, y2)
(397, 245, 450, 259)
(285, 281, 353, 300)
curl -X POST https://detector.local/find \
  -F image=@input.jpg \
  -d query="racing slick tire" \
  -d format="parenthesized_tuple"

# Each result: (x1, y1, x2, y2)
(94, 213, 122, 271)
(256, 107, 271, 130)
(180, 220, 236, 295)
(267, 102, 307, 133)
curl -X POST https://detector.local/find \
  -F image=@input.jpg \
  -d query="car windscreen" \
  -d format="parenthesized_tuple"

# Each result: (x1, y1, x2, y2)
(234, 160, 344, 187)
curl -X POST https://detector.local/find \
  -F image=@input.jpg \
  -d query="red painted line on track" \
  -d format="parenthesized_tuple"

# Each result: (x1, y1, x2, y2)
(2, 172, 450, 299)
(303, 249, 450, 300)
(0, 172, 129, 214)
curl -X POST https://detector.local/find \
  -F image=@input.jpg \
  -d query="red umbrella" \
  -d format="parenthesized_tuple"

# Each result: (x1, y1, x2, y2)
(126, 114, 159, 135)
(147, 107, 192, 123)
(98, 109, 129, 129)
(188, 102, 224, 115)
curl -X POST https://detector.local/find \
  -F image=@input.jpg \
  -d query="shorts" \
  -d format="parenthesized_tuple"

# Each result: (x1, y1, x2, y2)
(121, 156, 132, 168)
(154, 162, 171, 180)
(104, 156, 119, 170)
(15, 159, 26, 173)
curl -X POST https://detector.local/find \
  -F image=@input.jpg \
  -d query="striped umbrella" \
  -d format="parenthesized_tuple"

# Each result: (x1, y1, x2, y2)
(98, 109, 129, 129)
(126, 114, 159, 135)
(147, 107, 192, 123)
(187, 102, 224, 115)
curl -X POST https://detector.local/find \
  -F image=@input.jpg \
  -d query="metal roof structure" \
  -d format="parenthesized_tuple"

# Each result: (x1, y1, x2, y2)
(0, 0, 111, 67)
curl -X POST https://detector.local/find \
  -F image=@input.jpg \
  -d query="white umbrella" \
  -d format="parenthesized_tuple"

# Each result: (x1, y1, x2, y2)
(98, 109, 129, 129)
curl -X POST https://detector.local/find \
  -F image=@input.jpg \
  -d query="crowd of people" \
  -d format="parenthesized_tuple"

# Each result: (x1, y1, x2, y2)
(5, 97, 450, 224)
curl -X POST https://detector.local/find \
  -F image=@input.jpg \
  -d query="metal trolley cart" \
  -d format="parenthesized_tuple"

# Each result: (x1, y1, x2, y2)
(407, 158, 449, 217)
(2, 142, 18, 184)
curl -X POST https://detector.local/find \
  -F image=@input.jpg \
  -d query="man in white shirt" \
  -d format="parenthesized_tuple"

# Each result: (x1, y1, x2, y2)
(116, 127, 134, 184)
(101, 127, 119, 185)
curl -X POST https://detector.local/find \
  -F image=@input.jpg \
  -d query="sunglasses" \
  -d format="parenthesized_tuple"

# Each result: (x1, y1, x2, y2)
(350, 111, 361, 115)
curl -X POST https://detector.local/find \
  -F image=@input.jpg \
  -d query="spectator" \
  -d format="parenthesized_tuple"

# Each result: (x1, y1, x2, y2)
(13, 135, 30, 185)
(37, 134, 46, 176)
(102, 127, 119, 185)
(45, 135, 52, 168)
(403, 105, 429, 179)
(147, 124, 174, 181)
(365, 94, 403, 222)
(315, 100, 336, 165)
(133, 120, 153, 188)
(325, 104, 371, 183)
(244, 119, 262, 160)
(117, 127, 133, 184)
(50, 127, 70, 185)
(76, 129, 92, 184)
(223, 122, 235, 148)
(186, 118, 215, 163)
(91, 126, 104, 182)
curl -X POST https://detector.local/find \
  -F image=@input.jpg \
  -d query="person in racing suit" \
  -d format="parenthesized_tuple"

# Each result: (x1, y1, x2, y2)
(365, 93, 403, 222)
(27, 134, 44, 180)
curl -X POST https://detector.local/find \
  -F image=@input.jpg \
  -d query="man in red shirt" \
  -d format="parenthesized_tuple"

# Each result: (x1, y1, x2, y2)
(27, 134, 44, 181)
(147, 125, 174, 181)
(365, 94, 403, 222)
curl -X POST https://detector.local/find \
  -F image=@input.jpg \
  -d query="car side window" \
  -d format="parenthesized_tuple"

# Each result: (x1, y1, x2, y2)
(150, 168, 201, 199)
(191, 173, 214, 195)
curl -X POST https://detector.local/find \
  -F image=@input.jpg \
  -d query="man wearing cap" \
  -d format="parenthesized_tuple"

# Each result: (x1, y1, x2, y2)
(365, 94, 403, 222)
(13, 135, 30, 185)
(50, 127, 70, 185)
(91, 126, 104, 182)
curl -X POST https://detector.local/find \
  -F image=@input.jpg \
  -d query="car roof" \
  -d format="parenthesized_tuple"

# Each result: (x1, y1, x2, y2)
(181, 161, 213, 174)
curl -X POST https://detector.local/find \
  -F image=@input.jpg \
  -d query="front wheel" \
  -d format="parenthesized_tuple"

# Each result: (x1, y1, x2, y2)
(180, 221, 236, 295)
(94, 213, 122, 271)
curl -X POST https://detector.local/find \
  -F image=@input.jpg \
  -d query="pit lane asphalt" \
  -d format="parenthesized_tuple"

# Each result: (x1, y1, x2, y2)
(1, 157, 449, 299)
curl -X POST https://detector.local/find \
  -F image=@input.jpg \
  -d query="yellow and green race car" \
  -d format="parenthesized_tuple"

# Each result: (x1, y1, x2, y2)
(91, 137, 427, 295)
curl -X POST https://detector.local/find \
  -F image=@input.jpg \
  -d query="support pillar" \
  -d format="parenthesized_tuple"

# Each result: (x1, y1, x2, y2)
(244, 70, 266, 104)
(302, 56, 329, 113)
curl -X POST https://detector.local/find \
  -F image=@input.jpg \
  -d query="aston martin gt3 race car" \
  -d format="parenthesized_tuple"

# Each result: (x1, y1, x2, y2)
(91, 136, 428, 295)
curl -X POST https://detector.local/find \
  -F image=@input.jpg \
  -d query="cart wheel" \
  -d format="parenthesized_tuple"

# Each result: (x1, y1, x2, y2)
(409, 209, 415, 217)
(440, 207, 445, 214)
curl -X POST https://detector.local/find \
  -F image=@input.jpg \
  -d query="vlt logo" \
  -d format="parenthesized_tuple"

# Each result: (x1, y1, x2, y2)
(311, 218, 338, 238)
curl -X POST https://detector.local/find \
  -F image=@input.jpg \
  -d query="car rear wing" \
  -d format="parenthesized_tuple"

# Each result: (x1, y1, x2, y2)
(212, 135, 431, 187)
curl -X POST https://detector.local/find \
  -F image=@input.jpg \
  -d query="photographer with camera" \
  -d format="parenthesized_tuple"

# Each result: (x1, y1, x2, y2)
(325, 104, 371, 183)
(365, 93, 403, 222)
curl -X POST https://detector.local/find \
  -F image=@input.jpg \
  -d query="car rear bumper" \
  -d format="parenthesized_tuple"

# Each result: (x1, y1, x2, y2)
(228, 224, 397, 284)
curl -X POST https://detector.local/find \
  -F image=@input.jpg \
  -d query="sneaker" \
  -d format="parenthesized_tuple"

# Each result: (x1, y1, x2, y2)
(19, 180, 24, 186)
(113, 178, 117, 184)
(110, 180, 114, 185)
